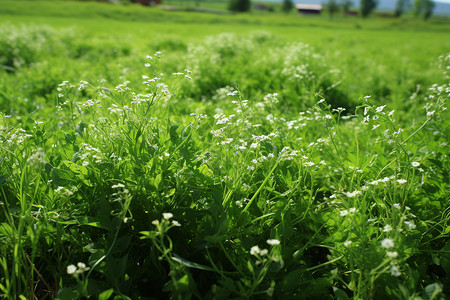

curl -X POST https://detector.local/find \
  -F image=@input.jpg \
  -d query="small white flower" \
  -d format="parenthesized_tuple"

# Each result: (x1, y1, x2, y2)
(383, 225, 393, 232)
(376, 105, 386, 113)
(390, 265, 401, 277)
(381, 238, 395, 249)
(67, 265, 77, 275)
(163, 213, 173, 220)
(250, 245, 261, 256)
(172, 220, 181, 227)
(267, 239, 280, 246)
(77, 262, 86, 269)
(260, 249, 269, 256)
(396, 179, 407, 184)
(344, 240, 352, 247)
(380, 177, 390, 183)
(386, 251, 398, 259)
(152, 220, 159, 226)
(111, 183, 125, 189)
(340, 210, 349, 217)
(411, 162, 420, 167)
(393, 203, 401, 210)
(404, 221, 416, 230)
(364, 106, 370, 116)
(344, 191, 361, 198)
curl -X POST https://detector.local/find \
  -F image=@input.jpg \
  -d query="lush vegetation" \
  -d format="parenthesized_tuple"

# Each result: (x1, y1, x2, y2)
(0, 1, 449, 299)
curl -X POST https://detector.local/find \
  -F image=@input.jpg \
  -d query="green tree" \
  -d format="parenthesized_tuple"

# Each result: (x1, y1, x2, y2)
(414, 0, 435, 20)
(341, 0, 353, 14)
(282, 0, 294, 14)
(414, 0, 434, 20)
(228, 0, 251, 12)
(395, 0, 410, 17)
(326, 0, 340, 18)
(360, 0, 378, 17)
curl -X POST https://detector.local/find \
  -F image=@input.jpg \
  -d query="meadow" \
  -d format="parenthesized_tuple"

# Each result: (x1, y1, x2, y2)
(0, 1, 449, 299)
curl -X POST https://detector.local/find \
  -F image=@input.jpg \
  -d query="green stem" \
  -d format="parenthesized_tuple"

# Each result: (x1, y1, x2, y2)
(242, 159, 279, 213)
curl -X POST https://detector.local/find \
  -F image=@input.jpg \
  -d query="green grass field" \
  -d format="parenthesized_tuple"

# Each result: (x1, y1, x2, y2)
(0, 1, 449, 299)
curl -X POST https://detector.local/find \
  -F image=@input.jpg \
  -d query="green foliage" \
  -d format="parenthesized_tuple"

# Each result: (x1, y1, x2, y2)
(341, 0, 353, 14)
(395, 0, 409, 17)
(414, 0, 435, 20)
(361, 0, 378, 17)
(228, 0, 251, 12)
(282, 0, 293, 14)
(326, 0, 340, 18)
(0, 4, 449, 299)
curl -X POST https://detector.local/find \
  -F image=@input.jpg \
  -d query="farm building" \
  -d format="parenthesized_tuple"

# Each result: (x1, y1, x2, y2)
(295, 4, 322, 14)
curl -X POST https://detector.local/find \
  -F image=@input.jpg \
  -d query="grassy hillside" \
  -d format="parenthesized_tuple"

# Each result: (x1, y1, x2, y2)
(0, 1, 449, 299)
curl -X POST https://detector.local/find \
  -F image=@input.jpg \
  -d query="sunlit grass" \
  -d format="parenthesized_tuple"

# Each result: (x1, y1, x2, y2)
(0, 3, 449, 298)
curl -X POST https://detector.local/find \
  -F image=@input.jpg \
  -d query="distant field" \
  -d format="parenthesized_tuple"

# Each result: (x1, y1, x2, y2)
(1, 1, 449, 299)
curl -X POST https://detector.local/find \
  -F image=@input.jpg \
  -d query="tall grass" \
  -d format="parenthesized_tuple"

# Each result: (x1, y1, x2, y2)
(0, 19, 449, 299)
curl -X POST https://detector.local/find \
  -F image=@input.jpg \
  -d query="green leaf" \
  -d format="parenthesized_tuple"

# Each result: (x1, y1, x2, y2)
(333, 287, 350, 300)
(74, 216, 108, 229)
(247, 261, 254, 273)
(177, 274, 189, 290)
(99, 288, 114, 300)
(170, 124, 179, 143)
(154, 173, 162, 190)
(172, 253, 215, 272)
(76, 121, 88, 136)
(280, 268, 304, 292)
(63, 161, 88, 175)
(423, 283, 443, 300)
(51, 167, 76, 186)
(0, 174, 7, 185)
(444, 226, 450, 234)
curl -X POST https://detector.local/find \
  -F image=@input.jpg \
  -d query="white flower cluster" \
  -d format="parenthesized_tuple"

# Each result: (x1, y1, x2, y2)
(67, 262, 90, 276)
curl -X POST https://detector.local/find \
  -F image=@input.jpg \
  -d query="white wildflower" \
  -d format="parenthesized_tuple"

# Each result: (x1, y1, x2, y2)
(267, 239, 280, 246)
(386, 251, 398, 259)
(67, 265, 77, 275)
(163, 213, 173, 220)
(381, 238, 394, 249)
(390, 265, 401, 277)
(112, 183, 125, 189)
(383, 225, 393, 232)
(376, 105, 386, 113)
(404, 221, 416, 230)
(340, 210, 349, 217)
(250, 246, 261, 256)
(344, 191, 361, 198)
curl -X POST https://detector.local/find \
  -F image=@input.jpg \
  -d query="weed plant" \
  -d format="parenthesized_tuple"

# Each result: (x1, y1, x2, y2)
(0, 21, 449, 299)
